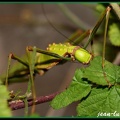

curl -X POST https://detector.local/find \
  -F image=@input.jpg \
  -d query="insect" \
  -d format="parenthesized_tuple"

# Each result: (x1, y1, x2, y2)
(0, 30, 91, 84)
(0, 4, 114, 115)
(4, 30, 92, 115)
(0, 4, 109, 85)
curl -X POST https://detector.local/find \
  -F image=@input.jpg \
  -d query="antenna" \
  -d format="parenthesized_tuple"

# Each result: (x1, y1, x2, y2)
(41, 4, 70, 40)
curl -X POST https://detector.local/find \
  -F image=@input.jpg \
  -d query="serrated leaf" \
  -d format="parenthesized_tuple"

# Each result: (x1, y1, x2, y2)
(0, 85, 12, 117)
(77, 86, 120, 117)
(83, 56, 120, 86)
(108, 23, 120, 46)
(50, 69, 91, 109)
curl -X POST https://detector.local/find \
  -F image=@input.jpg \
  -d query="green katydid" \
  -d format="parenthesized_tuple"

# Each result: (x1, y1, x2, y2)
(0, 4, 112, 114)
(4, 29, 93, 114)
(6, 30, 92, 114)
(0, 5, 109, 85)
(0, 30, 91, 85)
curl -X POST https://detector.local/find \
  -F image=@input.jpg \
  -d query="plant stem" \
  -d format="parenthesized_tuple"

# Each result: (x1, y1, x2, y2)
(9, 92, 59, 111)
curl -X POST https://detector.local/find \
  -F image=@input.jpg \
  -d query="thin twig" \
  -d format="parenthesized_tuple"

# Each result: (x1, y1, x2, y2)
(9, 92, 60, 111)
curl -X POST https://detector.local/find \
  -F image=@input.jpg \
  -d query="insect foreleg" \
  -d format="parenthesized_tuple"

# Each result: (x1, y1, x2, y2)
(28, 46, 72, 61)
(10, 54, 28, 67)
(67, 30, 90, 46)
(102, 6, 111, 68)
(102, 6, 112, 87)
(83, 6, 108, 49)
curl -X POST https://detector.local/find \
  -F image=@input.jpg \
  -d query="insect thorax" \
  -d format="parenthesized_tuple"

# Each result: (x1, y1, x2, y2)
(46, 43, 76, 57)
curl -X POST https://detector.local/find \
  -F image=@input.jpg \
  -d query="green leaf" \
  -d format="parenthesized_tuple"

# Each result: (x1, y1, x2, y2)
(77, 86, 120, 117)
(50, 69, 91, 109)
(0, 85, 12, 117)
(108, 23, 120, 46)
(83, 56, 120, 86)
